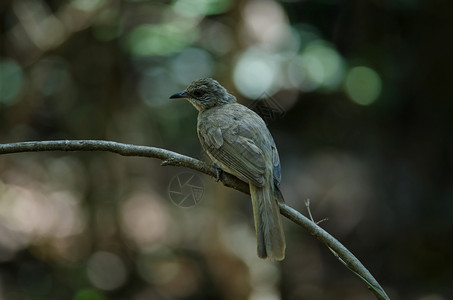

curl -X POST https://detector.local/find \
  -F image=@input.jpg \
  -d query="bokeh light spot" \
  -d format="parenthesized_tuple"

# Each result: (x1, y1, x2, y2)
(344, 66, 382, 105)
(74, 288, 105, 300)
(233, 49, 280, 99)
(120, 192, 170, 248)
(87, 252, 127, 291)
(296, 42, 345, 91)
(71, 0, 105, 11)
(242, 0, 294, 52)
(172, 0, 233, 17)
(126, 23, 197, 57)
(136, 250, 201, 298)
(171, 48, 213, 84)
(0, 59, 24, 105)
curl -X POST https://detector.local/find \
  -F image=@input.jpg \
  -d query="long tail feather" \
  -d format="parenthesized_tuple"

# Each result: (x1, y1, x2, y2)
(250, 181, 285, 260)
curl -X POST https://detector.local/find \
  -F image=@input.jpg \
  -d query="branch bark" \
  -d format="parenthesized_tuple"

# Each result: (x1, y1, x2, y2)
(0, 140, 389, 300)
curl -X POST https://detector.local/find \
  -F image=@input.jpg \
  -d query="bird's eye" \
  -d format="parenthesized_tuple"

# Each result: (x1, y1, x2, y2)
(193, 90, 203, 98)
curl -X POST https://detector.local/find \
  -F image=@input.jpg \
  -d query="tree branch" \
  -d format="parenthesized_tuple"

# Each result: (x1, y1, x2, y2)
(0, 140, 389, 300)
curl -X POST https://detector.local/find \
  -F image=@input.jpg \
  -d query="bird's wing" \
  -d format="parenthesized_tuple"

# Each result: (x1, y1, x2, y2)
(271, 144, 282, 189)
(199, 120, 267, 187)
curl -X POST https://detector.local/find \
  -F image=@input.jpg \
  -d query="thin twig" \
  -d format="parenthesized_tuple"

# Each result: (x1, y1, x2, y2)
(304, 199, 387, 299)
(0, 140, 389, 300)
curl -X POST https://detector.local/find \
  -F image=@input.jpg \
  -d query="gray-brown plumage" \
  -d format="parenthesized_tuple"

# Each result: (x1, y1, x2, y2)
(170, 78, 285, 260)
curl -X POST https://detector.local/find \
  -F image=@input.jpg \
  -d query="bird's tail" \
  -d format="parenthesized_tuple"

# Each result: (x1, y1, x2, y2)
(250, 181, 286, 261)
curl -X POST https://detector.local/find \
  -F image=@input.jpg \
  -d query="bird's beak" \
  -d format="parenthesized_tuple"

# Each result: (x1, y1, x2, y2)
(169, 91, 189, 99)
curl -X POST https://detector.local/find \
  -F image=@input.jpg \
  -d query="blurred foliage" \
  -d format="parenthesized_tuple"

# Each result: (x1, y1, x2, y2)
(1, 0, 453, 299)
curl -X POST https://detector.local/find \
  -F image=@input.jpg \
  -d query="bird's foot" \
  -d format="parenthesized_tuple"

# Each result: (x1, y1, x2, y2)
(213, 164, 223, 182)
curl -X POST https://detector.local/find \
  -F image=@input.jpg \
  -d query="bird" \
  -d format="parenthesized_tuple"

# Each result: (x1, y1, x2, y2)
(170, 78, 285, 260)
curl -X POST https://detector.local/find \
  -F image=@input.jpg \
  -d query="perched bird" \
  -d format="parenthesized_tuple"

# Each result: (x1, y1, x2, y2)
(170, 78, 285, 260)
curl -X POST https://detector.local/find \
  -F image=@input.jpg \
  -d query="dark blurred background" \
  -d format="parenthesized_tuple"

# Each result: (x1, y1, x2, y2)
(1, 0, 452, 299)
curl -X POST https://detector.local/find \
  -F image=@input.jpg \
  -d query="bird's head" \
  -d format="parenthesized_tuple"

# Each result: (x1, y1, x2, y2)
(170, 78, 236, 111)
